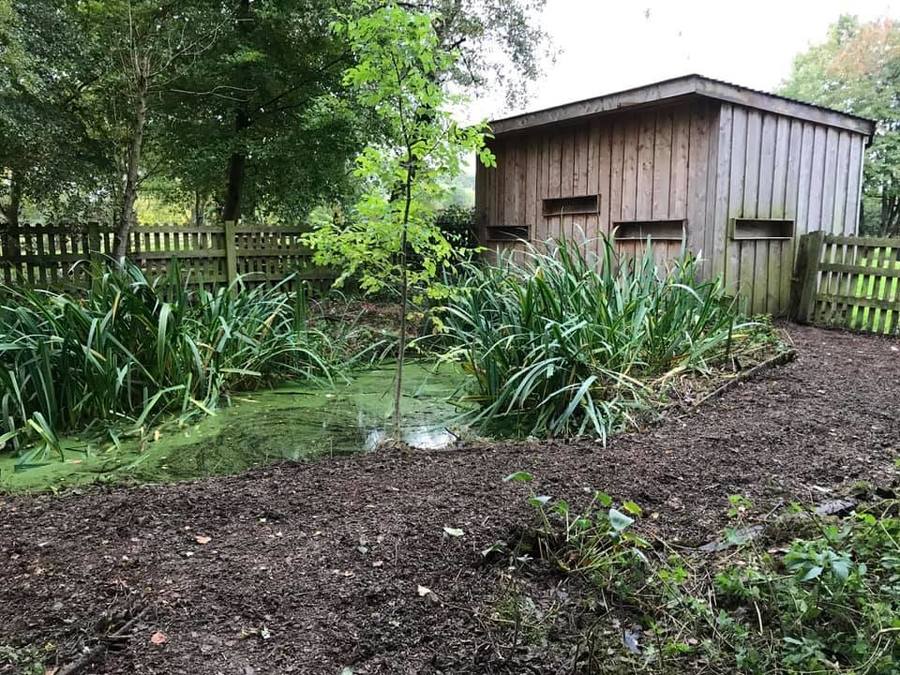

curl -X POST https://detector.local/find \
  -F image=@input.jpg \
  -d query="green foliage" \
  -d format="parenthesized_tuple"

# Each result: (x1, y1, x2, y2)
(0, 262, 364, 459)
(0, 642, 49, 675)
(510, 478, 900, 673)
(406, 0, 552, 107)
(155, 0, 364, 222)
(1, 0, 548, 227)
(527, 488, 650, 589)
(711, 506, 900, 673)
(0, 0, 110, 223)
(781, 15, 900, 235)
(304, 2, 495, 298)
(439, 237, 775, 440)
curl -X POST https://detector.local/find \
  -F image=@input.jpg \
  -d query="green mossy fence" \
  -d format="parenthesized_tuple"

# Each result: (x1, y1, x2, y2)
(0, 221, 328, 290)
(792, 231, 900, 336)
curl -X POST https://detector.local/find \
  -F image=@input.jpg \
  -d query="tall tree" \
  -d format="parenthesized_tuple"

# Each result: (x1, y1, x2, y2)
(158, 0, 549, 224)
(404, 0, 550, 107)
(74, 0, 233, 257)
(780, 15, 900, 236)
(156, 0, 363, 224)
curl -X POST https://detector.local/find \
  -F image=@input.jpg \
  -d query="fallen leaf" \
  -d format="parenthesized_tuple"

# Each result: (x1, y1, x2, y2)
(417, 584, 432, 597)
(442, 526, 464, 538)
(195, 535, 212, 545)
(150, 631, 167, 645)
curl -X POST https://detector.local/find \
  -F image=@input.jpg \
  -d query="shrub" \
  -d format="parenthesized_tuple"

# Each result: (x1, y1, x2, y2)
(440, 237, 774, 440)
(0, 260, 357, 460)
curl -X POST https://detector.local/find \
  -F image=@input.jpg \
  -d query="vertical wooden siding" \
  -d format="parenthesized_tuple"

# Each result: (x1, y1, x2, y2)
(479, 100, 719, 267)
(712, 103, 866, 315)
(476, 98, 868, 317)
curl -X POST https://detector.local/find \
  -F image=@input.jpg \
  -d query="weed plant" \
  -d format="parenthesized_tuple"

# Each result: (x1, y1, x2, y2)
(504, 472, 900, 673)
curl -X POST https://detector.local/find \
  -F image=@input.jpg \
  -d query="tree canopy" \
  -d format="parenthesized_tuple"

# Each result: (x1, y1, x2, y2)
(780, 15, 900, 236)
(0, 0, 549, 232)
(0, 0, 109, 226)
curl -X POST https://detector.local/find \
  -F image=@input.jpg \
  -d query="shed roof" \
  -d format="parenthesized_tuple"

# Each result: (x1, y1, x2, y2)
(489, 74, 876, 138)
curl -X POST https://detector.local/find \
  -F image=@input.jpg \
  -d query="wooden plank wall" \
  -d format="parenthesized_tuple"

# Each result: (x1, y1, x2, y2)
(478, 100, 720, 270)
(477, 98, 868, 317)
(712, 103, 866, 315)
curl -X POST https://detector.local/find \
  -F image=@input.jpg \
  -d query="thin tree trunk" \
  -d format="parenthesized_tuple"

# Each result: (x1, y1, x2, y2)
(1, 170, 22, 229)
(222, 110, 251, 222)
(1, 172, 22, 272)
(222, 0, 253, 223)
(393, 169, 413, 438)
(114, 80, 148, 259)
(193, 191, 204, 226)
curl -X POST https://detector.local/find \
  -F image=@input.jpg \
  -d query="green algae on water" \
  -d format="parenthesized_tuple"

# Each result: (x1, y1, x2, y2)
(0, 362, 468, 494)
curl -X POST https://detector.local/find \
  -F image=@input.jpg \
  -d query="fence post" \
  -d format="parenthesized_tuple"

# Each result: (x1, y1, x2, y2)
(87, 221, 102, 258)
(223, 220, 238, 286)
(86, 221, 103, 290)
(790, 230, 825, 323)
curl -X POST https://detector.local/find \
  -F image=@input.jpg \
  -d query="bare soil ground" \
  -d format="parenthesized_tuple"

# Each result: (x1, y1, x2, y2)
(1, 325, 897, 674)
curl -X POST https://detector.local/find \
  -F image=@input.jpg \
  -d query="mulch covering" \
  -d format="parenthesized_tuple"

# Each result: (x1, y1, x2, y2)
(1, 325, 897, 674)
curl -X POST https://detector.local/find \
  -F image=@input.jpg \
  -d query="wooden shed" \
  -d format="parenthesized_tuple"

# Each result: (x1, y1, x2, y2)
(475, 74, 876, 315)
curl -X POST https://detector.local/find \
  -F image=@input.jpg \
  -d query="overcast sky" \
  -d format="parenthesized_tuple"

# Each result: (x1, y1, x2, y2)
(473, 0, 900, 121)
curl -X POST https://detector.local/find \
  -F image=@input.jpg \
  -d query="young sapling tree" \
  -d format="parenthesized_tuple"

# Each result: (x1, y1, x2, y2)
(305, 2, 495, 436)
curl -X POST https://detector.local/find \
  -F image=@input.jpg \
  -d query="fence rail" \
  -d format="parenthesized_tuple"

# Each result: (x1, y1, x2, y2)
(0, 221, 328, 290)
(791, 231, 900, 336)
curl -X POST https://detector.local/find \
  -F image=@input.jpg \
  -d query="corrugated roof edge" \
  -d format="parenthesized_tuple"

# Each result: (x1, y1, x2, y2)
(488, 74, 876, 139)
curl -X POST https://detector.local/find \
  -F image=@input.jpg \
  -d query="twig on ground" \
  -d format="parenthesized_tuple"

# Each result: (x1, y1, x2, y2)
(57, 607, 148, 675)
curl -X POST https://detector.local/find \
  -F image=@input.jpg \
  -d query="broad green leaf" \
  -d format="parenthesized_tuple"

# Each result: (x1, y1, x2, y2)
(800, 565, 824, 581)
(504, 471, 534, 483)
(608, 508, 634, 532)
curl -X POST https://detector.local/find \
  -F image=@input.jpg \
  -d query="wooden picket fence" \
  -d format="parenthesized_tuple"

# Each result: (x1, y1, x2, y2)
(792, 231, 900, 336)
(0, 221, 328, 290)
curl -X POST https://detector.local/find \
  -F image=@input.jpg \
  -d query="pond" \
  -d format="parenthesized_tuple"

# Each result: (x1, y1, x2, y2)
(0, 361, 469, 493)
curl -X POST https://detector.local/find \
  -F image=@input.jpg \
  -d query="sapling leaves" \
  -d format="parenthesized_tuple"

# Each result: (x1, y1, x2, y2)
(303, 2, 494, 434)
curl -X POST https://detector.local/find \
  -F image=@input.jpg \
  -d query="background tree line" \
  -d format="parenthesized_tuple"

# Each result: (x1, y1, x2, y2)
(3, 6, 899, 242)
(0, 0, 549, 254)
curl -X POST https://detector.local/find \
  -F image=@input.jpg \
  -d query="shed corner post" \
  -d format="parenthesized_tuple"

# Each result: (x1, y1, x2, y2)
(790, 230, 825, 323)
(223, 219, 238, 288)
